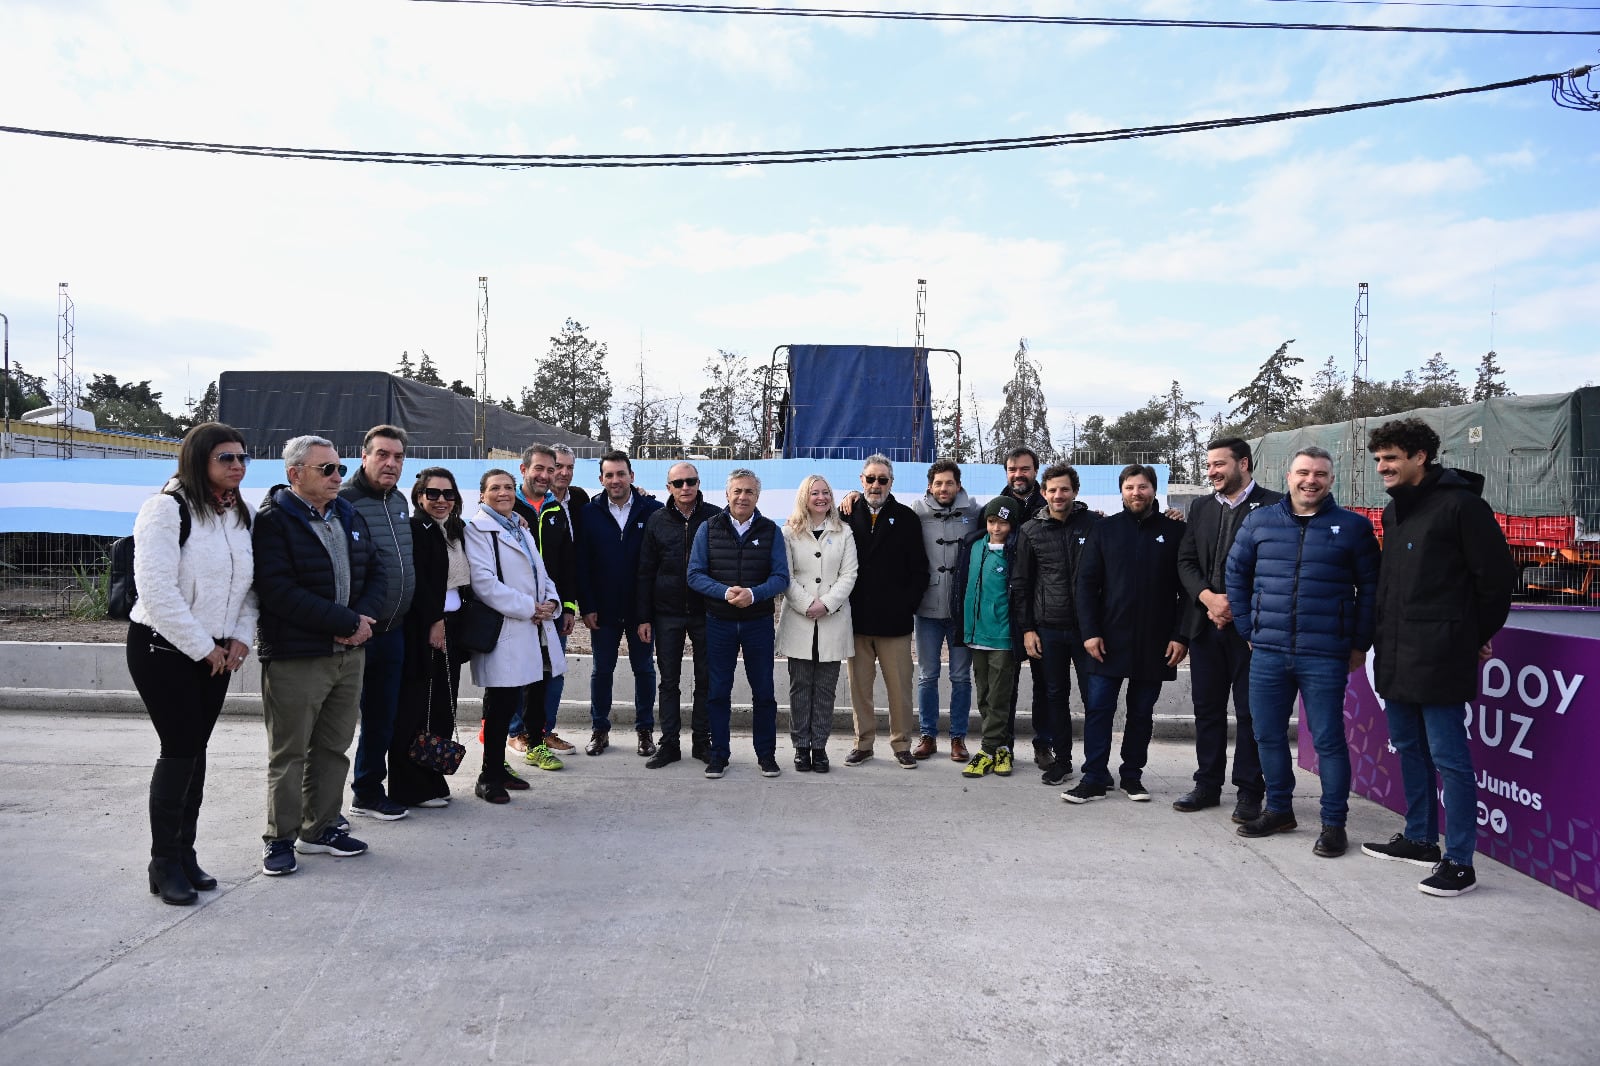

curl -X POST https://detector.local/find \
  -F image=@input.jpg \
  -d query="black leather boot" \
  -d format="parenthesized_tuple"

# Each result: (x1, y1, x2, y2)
(179, 754, 217, 890)
(149, 757, 198, 905)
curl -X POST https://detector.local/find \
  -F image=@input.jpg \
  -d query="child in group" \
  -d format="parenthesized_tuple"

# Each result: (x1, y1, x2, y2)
(952, 496, 1019, 778)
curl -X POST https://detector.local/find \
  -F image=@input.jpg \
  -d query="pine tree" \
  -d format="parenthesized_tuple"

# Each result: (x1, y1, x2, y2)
(1304, 354, 1347, 426)
(694, 350, 761, 457)
(1471, 350, 1510, 401)
(414, 349, 445, 387)
(530, 318, 613, 437)
(395, 350, 416, 378)
(933, 393, 973, 462)
(447, 379, 475, 398)
(987, 339, 1053, 463)
(1227, 340, 1303, 436)
(1416, 352, 1467, 408)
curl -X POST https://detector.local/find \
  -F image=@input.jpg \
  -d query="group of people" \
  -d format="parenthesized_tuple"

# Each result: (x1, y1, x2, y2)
(126, 416, 1513, 903)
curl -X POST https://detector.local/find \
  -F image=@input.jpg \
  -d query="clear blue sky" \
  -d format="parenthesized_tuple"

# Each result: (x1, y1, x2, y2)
(2, 0, 1595, 445)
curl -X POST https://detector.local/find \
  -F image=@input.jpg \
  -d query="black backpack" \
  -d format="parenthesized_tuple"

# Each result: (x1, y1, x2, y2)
(107, 493, 192, 620)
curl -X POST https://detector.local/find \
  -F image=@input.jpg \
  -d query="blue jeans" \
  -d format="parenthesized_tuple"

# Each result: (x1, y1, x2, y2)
(915, 615, 972, 738)
(590, 623, 656, 732)
(351, 627, 405, 804)
(510, 627, 568, 739)
(1081, 673, 1161, 788)
(705, 615, 778, 762)
(1036, 627, 1089, 770)
(1385, 700, 1477, 865)
(1249, 649, 1351, 826)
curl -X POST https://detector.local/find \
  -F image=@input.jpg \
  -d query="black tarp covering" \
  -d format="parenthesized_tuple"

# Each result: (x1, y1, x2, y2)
(780, 345, 934, 463)
(217, 371, 607, 459)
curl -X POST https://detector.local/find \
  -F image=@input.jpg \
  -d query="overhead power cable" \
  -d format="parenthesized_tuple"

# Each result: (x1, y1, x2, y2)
(1, 67, 1591, 169)
(407, 0, 1600, 36)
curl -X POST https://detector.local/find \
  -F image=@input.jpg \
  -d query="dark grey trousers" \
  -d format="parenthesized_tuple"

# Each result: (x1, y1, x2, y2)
(788, 658, 841, 749)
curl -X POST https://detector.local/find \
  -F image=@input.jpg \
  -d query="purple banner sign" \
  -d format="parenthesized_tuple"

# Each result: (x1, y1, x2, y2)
(1302, 625, 1599, 909)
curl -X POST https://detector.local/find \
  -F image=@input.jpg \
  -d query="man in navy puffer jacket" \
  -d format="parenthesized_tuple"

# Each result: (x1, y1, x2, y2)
(1225, 446, 1380, 858)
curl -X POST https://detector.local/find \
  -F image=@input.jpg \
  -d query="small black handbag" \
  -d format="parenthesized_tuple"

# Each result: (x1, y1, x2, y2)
(409, 647, 466, 775)
(453, 534, 505, 653)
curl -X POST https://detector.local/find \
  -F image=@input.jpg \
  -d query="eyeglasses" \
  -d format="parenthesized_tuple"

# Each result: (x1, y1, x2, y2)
(669, 477, 699, 489)
(863, 475, 891, 485)
(212, 452, 250, 466)
(420, 487, 459, 502)
(300, 462, 347, 477)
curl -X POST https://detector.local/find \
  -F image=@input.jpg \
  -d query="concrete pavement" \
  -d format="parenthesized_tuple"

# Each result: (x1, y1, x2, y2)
(1, 708, 1596, 1065)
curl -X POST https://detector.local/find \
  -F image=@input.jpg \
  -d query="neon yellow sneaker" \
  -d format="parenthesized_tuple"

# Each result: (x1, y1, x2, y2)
(994, 746, 1014, 777)
(962, 750, 995, 778)
(524, 744, 564, 771)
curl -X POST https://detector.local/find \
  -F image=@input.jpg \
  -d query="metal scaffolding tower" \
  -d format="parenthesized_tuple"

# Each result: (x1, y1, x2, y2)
(474, 276, 489, 458)
(56, 282, 75, 458)
(1348, 281, 1370, 480)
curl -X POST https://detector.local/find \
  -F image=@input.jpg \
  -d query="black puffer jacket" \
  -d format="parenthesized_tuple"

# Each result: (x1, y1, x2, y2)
(253, 486, 387, 662)
(338, 466, 415, 632)
(637, 495, 721, 619)
(1075, 506, 1187, 681)
(1010, 502, 1099, 632)
(1373, 466, 1516, 703)
(513, 489, 579, 615)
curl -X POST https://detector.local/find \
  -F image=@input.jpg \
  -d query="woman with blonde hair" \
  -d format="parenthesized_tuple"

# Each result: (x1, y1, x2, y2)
(775, 475, 858, 772)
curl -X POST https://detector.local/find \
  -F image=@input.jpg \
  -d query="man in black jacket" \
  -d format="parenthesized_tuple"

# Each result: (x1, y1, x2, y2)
(1360, 418, 1516, 897)
(1064, 464, 1188, 804)
(509, 443, 581, 756)
(253, 435, 387, 876)
(636, 461, 720, 766)
(339, 424, 415, 822)
(1011, 462, 1099, 787)
(1173, 437, 1282, 823)
(843, 455, 929, 768)
(997, 445, 1054, 765)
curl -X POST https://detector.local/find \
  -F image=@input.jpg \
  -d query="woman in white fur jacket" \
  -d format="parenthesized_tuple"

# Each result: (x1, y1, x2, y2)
(127, 422, 259, 906)
(464, 469, 567, 804)
(775, 475, 858, 773)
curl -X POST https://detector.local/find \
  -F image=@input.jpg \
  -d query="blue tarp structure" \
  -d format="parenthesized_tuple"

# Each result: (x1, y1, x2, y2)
(781, 345, 935, 463)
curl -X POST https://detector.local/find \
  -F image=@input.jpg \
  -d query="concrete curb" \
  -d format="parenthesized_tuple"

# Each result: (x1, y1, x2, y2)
(0, 641, 1248, 740)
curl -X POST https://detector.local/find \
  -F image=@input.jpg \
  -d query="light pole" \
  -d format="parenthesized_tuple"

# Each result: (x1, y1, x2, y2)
(2, 311, 10, 459)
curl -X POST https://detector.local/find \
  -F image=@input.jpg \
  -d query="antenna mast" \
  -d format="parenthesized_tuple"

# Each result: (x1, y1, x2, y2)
(475, 276, 489, 458)
(56, 282, 75, 458)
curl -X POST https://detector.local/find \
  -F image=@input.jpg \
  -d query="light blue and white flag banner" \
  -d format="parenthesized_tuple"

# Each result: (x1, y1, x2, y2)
(0, 458, 1161, 536)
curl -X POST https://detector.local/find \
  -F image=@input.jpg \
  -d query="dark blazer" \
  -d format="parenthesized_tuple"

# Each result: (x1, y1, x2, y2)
(844, 494, 929, 637)
(576, 491, 665, 626)
(402, 515, 465, 679)
(252, 485, 387, 662)
(1075, 506, 1187, 681)
(637, 495, 722, 619)
(1373, 466, 1517, 703)
(1176, 483, 1283, 642)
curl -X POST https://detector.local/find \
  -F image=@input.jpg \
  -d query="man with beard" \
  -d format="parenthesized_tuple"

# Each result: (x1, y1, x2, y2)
(1172, 438, 1281, 824)
(1011, 463, 1099, 787)
(637, 461, 720, 766)
(909, 461, 983, 761)
(508, 444, 580, 761)
(1063, 464, 1188, 805)
(996, 446, 1054, 766)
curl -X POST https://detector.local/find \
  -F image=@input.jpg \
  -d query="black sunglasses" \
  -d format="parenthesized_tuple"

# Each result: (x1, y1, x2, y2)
(212, 452, 250, 466)
(669, 477, 700, 489)
(421, 487, 459, 501)
(863, 475, 891, 485)
(301, 462, 347, 477)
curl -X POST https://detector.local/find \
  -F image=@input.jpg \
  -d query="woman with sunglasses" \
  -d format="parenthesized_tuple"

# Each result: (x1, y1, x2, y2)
(127, 422, 258, 905)
(388, 468, 470, 809)
(775, 475, 858, 772)
(464, 469, 567, 803)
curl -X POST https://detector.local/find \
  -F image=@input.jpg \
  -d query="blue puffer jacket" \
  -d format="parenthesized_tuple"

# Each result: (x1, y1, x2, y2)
(1224, 494, 1380, 659)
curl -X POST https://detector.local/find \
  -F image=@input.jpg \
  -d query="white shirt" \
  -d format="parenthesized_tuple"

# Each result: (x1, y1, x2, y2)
(731, 514, 754, 537)
(608, 496, 632, 529)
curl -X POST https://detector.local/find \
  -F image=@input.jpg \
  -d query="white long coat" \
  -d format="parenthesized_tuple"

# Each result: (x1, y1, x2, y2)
(463, 508, 567, 689)
(775, 523, 859, 662)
